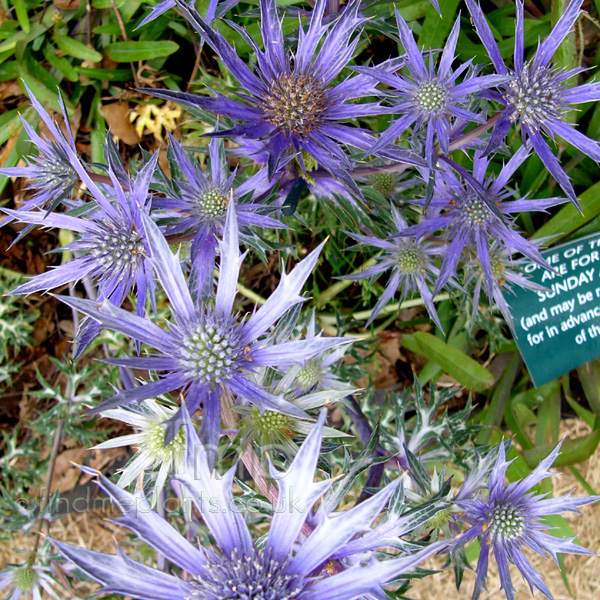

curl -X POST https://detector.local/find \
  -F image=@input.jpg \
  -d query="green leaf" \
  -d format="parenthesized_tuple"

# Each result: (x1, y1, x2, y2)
(505, 398, 535, 450)
(404, 331, 495, 392)
(477, 353, 522, 444)
(576, 358, 600, 415)
(43, 46, 79, 82)
(54, 33, 102, 62)
(105, 41, 179, 62)
(18, 73, 75, 116)
(564, 394, 595, 428)
(0, 60, 19, 82)
(0, 108, 27, 147)
(92, 25, 122, 36)
(533, 180, 600, 242)
(521, 421, 600, 467)
(92, 0, 125, 7)
(417, 0, 461, 49)
(75, 66, 133, 81)
(12, 0, 30, 34)
(0, 110, 32, 195)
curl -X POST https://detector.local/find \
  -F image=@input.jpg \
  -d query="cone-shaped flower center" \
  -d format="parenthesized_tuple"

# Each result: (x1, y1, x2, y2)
(489, 503, 525, 541)
(415, 80, 448, 115)
(262, 73, 329, 137)
(38, 152, 78, 191)
(371, 172, 397, 196)
(179, 316, 242, 384)
(190, 549, 306, 600)
(90, 223, 145, 269)
(506, 63, 562, 129)
(295, 358, 322, 391)
(15, 567, 37, 591)
(397, 245, 423, 274)
(196, 187, 230, 222)
(255, 410, 293, 437)
(461, 194, 491, 226)
(144, 420, 186, 461)
(491, 256, 505, 280)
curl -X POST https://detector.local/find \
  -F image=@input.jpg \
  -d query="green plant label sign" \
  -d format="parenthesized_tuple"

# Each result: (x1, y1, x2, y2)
(508, 232, 600, 386)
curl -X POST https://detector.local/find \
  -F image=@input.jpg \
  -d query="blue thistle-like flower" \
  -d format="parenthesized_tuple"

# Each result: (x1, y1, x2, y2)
(53, 411, 447, 600)
(362, 10, 506, 165)
(157, 135, 283, 293)
(341, 208, 444, 328)
(466, 0, 600, 204)
(4, 148, 158, 355)
(403, 148, 566, 297)
(141, 0, 421, 194)
(278, 311, 356, 395)
(0, 562, 62, 599)
(456, 443, 599, 600)
(0, 85, 81, 214)
(56, 203, 348, 452)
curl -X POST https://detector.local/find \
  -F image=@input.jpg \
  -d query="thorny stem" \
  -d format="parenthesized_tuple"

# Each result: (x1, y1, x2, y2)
(88, 172, 113, 186)
(447, 111, 502, 153)
(27, 417, 65, 565)
(27, 286, 80, 565)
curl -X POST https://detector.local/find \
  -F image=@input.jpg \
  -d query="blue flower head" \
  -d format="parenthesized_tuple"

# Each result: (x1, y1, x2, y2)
(463, 241, 547, 327)
(363, 10, 506, 165)
(53, 411, 447, 600)
(342, 207, 444, 328)
(157, 134, 284, 294)
(403, 148, 566, 298)
(0, 84, 81, 214)
(456, 442, 599, 600)
(5, 143, 159, 355)
(57, 203, 348, 453)
(141, 0, 421, 195)
(466, 0, 600, 205)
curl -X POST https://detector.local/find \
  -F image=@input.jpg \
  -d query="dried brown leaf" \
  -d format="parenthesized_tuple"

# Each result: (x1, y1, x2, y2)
(100, 102, 141, 145)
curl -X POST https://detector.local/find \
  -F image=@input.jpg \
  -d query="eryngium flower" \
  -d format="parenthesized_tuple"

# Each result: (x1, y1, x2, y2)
(403, 148, 565, 297)
(54, 411, 447, 600)
(363, 10, 504, 164)
(141, 0, 405, 194)
(0, 563, 61, 600)
(0, 85, 81, 213)
(466, 0, 600, 204)
(57, 204, 347, 452)
(456, 443, 599, 600)
(278, 311, 356, 395)
(92, 398, 187, 506)
(342, 209, 444, 328)
(4, 154, 157, 349)
(156, 135, 282, 293)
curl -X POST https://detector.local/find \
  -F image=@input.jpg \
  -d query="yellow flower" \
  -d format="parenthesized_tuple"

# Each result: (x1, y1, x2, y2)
(129, 102, 182, 142)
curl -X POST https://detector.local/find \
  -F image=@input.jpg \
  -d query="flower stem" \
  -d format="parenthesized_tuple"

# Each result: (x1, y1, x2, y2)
(28, 417, 64, 565)
(316, 255, 380, 308)
(318, 293, 450, 324)
(236, 282, 266, 305)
